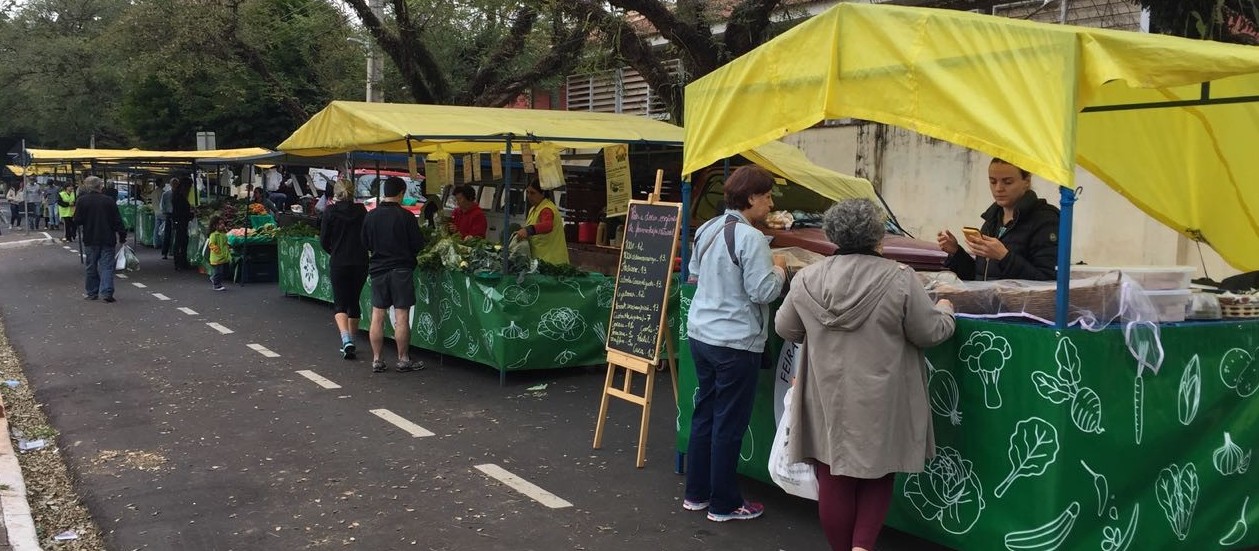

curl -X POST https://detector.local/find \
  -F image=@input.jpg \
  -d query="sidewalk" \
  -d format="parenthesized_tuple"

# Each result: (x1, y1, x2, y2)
(0, 226, 57, 250)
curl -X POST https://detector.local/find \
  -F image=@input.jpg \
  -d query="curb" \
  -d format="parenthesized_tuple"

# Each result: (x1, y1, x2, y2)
(0, 414, 40, 551)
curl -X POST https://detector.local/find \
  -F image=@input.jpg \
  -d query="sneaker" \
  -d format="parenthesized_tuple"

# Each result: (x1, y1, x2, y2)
(103, 296, 116, 303)
(340, 342, 356, 360)
(707, 501, 764, 522)
(395, 359, 424, 373)
(213, 285, 226, 291)
(371, 360, 387, 373)
(682, 499, 710, 511)
(83, 294, 98, 300)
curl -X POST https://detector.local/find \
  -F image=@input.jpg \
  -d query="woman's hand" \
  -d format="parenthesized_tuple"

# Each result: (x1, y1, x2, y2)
(965, 234, 1009, 261)
(936, 298, 954, 313)
(937, 230, 960, 255)
(514, 227, 529, 240)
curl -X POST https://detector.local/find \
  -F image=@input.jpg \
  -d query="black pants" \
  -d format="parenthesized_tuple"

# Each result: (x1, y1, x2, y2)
(64, 218, 76, 241)
(159, 218, 171, 257)
(171, 218, 190, 269)
(330, 264, 369, 318)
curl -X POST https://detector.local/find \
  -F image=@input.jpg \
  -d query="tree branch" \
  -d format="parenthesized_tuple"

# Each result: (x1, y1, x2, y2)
(562, 0, 684, 122)
(463, 6, 539, 104)
(474, 11, 589, 107)
(723, 0, 783, 58)
(608, 0, 720, 74)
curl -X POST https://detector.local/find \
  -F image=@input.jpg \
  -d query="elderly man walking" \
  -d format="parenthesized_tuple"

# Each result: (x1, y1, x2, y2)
(75, 176, 127, 303)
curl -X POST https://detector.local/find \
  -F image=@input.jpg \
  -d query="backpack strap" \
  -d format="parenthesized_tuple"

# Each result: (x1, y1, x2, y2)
(696, 214, 744, 269)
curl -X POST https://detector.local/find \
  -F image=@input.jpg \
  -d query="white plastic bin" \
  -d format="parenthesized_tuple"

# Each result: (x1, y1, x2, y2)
(1145, 289, 1192, 322)
(1071, 265, 1194, 291)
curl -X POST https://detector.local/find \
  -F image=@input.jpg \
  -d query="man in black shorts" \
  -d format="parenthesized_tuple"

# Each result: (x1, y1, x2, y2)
(361, 176, 427, 373)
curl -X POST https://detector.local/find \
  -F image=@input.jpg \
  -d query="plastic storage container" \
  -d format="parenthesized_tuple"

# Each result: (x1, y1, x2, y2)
(1144, 289, 1192, 322)
(1070, 265, 1194, 291)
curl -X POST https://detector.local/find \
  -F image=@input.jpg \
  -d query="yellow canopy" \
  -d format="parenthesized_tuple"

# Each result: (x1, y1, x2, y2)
(26, 148, 271, 162)
(277, 101, 685, 156)
(683, 3, 1259, 270)
(745, 141, 879, 204)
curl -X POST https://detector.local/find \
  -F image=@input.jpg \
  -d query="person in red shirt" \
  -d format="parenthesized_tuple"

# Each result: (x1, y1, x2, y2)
(449, 185, 487, 239)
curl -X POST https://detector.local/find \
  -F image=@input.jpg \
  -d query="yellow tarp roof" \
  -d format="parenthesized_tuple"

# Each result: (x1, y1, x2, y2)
(276, 101, 685, 156)
(26, 147, 271, 162)
(745, 141, 878, 204)
(683, 3, 1259, 270)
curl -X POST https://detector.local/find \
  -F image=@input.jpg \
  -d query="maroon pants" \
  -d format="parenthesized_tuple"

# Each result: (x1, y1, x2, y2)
(814, 464, 895, 550)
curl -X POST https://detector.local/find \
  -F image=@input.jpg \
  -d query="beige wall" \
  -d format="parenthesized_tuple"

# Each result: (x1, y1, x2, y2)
(788, 124, 1241, 281)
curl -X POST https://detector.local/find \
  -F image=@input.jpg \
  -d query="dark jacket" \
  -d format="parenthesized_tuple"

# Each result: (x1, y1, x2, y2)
(172, 187, 193, 222)
(361, 202, 425, 276)
(320, 201, 369, 267)
(945, 190, 1060, 281)
(74, 191, 126, 247)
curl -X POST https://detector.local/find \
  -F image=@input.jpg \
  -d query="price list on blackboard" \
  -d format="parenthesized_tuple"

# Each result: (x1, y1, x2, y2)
(606, 201, 682, 364)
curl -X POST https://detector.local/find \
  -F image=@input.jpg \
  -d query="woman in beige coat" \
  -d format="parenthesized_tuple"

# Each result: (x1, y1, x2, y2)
(775, 199, 955, 551)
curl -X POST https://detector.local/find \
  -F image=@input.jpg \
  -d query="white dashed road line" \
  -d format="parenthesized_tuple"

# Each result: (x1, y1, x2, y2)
(177, 307, 199, 316)
(296, 370, 341, 389)
(62, 245, 71, 250)
(152, 293, 171, 301)
(131, 282, 147, 288)
(474, 464, 573, 509)
(369, 409, 434, 438)
(115, 273, 127, 279)
(206, 322, 233, 335)
(247, 343, 280, 358)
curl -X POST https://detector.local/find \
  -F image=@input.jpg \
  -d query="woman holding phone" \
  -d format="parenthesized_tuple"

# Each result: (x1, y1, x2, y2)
(936, 158, 1059, 281)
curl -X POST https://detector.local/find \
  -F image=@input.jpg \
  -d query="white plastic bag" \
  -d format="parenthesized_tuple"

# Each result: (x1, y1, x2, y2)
(115, 245, 139, 272)
(768, 386, 819, 500)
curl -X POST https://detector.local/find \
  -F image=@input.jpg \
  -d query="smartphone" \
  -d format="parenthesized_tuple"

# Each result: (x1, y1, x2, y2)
(961, 226, 982, 239)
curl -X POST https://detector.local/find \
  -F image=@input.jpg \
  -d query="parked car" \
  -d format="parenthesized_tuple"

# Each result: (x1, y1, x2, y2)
(688, 164, 946, 271)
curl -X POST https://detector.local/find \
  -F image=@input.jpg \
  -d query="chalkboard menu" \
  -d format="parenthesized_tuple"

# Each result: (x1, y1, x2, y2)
(606, 200, 683, 365)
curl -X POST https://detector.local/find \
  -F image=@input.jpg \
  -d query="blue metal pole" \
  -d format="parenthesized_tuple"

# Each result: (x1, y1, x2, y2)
(680, 178, 692, 281)
(500, 137, 514, 388)
(1054, 186, 1077, 329)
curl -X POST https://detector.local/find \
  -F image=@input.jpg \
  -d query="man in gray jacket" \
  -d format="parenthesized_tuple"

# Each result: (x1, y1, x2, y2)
(158, 179, 174, 259)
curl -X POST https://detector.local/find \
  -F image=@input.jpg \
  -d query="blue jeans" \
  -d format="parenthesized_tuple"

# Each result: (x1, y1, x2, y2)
(685, 339, 762, 515)
(210, 263, 227, 287)
(84, 245, 116, 298)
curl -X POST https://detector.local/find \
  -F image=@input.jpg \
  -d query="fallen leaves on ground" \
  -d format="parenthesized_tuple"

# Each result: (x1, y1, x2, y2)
(0, 316, 107, 549)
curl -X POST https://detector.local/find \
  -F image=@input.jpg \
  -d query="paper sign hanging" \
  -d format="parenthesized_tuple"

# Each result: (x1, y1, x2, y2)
(491, 151, 503, 179)
(604, 145, 631, 217)
(408, 155, 420, 183)
(462, 155, 474, 183)
(472, 153, 483, 181)
(534, 144, 565, 190)
(521, 143, 535, 174)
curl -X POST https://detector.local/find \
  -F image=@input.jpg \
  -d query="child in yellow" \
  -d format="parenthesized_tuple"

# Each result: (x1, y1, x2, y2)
(207, 215, 231, 291)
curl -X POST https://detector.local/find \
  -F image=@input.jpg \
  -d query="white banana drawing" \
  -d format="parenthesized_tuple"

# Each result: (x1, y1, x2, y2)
(1003, 501, 1079, 551)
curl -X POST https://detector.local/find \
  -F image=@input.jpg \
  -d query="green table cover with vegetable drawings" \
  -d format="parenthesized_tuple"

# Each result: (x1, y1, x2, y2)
(277, 237, 618, 371)
(135, 208, 154, 247)
(278, 237, 333, 302)
(118, 203, 136, 231)
(675, 283, 1259, 550)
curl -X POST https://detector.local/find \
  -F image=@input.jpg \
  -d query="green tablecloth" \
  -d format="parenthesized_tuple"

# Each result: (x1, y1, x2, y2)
(278, 236, 617, 371)
(118, 203, 136, 231)
(278, 237, 333, 301)
(675, 283, 1259, 550)
(228, 234, 276, 246)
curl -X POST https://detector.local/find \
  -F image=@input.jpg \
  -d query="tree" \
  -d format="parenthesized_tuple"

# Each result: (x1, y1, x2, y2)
(342, 0, 594, 106)
(1138, 0, 1259, 44)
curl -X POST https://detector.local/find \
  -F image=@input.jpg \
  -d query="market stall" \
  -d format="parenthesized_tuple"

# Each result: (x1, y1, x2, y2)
(275, 102, 687, 379)
(677, 3, 1259, 549)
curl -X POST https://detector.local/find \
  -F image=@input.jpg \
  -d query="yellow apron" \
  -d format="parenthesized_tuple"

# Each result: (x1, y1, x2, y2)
(526, 198, 569, 265)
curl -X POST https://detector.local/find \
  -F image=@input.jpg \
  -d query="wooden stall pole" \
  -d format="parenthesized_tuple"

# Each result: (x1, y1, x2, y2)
(593, 169, 682, 468)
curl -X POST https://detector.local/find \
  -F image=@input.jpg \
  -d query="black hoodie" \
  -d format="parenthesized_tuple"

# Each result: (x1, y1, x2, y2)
(320, 200, 369, 267)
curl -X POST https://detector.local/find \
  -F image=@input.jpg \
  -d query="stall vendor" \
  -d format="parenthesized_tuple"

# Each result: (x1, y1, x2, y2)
(449, 184, 486, 240)
(515, 179, 569, 265)
(936, 158, 1059, 281)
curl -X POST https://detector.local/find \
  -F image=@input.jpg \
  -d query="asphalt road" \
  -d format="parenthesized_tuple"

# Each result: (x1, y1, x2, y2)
(0, 241, 952, 550)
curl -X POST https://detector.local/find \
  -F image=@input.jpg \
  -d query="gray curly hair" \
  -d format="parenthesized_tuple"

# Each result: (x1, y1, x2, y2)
(823, 198, 886, 252)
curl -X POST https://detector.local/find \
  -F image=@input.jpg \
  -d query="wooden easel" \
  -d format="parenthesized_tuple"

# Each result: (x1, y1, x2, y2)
(593, 170, 681, 468)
